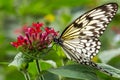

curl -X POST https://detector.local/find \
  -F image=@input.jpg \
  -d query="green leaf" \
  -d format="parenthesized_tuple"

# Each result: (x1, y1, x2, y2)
(98, 48, 120, 63)
(97, 63, 120, 78)
(40, 60, 57, 70)
(28, 60, 57, 79)
(43, 72, 59, 80)
(8, 52, 29, 70)
(48, 64, 98, 80)
(42, 48, 64, 67)
(48, 63, 120, 80)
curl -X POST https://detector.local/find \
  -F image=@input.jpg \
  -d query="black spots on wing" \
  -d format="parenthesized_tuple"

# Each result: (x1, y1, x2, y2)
(78, 56, 82, 60)
(103, 22, 107, 26)
(101, 5, 113, 12)
(74, 22, 83, 28)
(93, 32, 98, 35)
(73, 16, 92, 28)
(90, 23, 97, 26)
(101, 6, 109, 12)
(86, 16, 93, 21)
(79, 32, 86, 36)
(85, 52, 88, 55)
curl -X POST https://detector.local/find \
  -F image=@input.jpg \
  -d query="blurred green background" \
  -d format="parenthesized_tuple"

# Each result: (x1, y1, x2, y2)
(0, 0, 120, 80)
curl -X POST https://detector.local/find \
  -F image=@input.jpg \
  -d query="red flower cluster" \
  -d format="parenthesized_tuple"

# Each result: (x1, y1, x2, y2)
(11, 22, 58, 51)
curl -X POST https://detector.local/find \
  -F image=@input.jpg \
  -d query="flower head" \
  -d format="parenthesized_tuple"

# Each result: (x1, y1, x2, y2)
(11, 22, 58, 51)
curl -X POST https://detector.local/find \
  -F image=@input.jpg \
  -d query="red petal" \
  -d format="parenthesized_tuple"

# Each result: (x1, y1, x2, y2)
(10, 42, 19, 48)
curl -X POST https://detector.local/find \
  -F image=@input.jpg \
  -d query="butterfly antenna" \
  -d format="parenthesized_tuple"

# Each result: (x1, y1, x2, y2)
(89, 61, 112, 76)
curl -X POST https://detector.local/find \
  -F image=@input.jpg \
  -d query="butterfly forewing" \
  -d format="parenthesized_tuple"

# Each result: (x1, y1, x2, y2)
(61, 3, 118, 40)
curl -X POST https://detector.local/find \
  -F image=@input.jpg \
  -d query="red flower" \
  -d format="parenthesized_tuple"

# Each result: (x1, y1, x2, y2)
(11, 22, 58, 51)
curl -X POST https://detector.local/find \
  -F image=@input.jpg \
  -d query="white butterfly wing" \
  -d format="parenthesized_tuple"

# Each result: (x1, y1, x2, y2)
(59, 3, 118, 62)
(55, 3, 118, 75)
(61, 37, 101, 62)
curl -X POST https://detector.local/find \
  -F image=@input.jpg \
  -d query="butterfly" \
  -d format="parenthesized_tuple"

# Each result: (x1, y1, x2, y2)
(53, 3, 118, 76)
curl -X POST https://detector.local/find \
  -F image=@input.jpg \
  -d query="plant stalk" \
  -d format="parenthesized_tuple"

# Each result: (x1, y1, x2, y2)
(22, 70, 30, 80)
(35, 59, 44, 80)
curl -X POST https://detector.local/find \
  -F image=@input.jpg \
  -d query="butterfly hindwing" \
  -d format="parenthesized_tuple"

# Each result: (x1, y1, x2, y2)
(61, 37, 101, 62)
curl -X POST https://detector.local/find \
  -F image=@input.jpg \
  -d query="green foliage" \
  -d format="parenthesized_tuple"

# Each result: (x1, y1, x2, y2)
(48, 63, 120, 80)
(98, 48, 120, 63)
(48, 64, 98, 80)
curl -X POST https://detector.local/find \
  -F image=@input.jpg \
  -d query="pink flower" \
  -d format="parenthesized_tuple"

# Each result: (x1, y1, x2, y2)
(11, 22, 58, 51)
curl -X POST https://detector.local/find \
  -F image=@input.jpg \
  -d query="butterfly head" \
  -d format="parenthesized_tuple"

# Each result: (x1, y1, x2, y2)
(53, 37, 63, 45)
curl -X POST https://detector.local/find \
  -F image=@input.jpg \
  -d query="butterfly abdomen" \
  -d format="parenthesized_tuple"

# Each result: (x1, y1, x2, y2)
(89, 61, 112, 76)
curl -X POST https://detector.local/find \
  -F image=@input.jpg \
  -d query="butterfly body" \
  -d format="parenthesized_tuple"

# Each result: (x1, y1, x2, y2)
(53, 38, 63, 45)
(54, 3, 118, 76)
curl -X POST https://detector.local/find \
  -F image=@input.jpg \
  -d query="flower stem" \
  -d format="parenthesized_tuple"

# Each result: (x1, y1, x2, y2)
(22, 70, 30, 80)
(35, 59, 44, 80)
